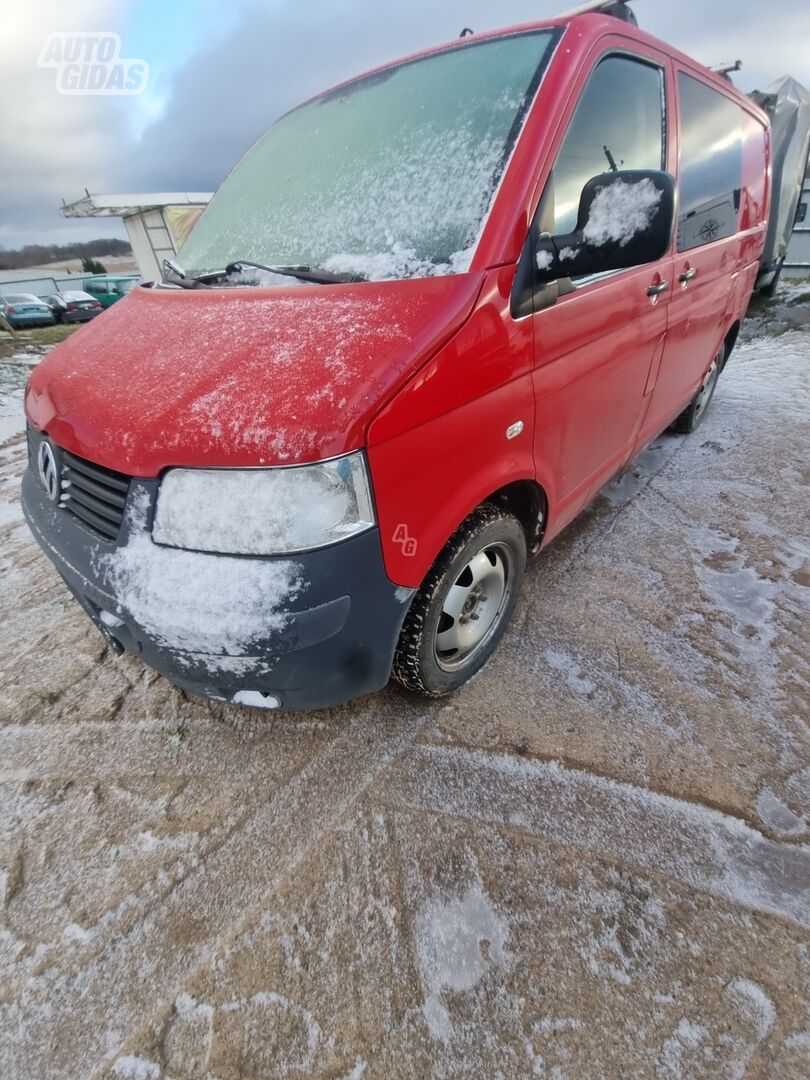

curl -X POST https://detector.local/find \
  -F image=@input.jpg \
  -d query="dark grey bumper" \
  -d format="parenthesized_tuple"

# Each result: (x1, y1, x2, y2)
(21, 462, 413, 711)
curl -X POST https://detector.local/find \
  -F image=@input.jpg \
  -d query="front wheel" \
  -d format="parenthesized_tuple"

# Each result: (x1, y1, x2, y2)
(672, 344, 724, 434)
(392, 505, 526, 697)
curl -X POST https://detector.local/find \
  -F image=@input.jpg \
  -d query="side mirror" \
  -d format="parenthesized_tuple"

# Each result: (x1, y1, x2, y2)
(535, 170, 675, 283)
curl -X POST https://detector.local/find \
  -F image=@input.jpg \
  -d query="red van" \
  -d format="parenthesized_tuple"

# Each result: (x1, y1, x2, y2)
(22, 8, 770, 710)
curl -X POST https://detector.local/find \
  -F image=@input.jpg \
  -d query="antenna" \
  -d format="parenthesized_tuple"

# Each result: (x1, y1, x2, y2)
(459, 27, 474, 37)
(560, 0, 638, 25)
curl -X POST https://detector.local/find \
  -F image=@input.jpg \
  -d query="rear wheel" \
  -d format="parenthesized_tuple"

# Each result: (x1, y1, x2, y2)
(672, 344, 724, 434)
(392, 505, 526, 697)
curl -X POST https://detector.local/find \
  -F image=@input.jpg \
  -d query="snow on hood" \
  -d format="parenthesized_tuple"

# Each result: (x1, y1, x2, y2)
(25, 277, 482, 476)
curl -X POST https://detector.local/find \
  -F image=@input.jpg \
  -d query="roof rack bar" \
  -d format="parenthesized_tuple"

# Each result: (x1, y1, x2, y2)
(711, 60, 742, 79)
(559, 0, 637, 20)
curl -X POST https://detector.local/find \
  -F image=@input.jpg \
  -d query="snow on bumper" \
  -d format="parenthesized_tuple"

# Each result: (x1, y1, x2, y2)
(21, 465, 411, 710)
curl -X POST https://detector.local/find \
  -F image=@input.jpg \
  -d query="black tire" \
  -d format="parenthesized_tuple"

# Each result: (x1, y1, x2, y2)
(392, 504, 526, 697)
(672, 344, 725, 435)
(760, 260, 783, 299)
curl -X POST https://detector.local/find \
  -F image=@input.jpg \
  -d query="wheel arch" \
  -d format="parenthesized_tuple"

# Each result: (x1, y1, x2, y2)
(722, 320, 741, 369)
(483, 478, 548, 554)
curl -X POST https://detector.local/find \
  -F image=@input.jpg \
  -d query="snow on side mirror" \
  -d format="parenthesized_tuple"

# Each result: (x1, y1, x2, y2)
(535, 170, 676, 283)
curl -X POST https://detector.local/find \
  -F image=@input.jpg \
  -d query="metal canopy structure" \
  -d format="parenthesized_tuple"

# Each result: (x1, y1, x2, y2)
(61, 191, 212, 281)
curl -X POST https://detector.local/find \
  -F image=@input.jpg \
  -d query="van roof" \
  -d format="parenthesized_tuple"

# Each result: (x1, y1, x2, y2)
(295, 12, 767, 127)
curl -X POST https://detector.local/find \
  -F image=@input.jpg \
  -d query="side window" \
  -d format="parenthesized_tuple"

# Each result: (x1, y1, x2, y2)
(551, 55, 665, 235)
(677, 73, 743, 251)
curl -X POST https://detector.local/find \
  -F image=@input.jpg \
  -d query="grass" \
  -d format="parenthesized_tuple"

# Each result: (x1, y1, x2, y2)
(0, 322, 79, 360)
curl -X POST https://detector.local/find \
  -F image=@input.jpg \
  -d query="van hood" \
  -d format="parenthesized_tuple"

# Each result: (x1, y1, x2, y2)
(25, 277, 482, 476)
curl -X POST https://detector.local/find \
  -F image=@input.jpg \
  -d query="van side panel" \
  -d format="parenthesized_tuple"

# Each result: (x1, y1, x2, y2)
(368, 268, 536, 588)
(638, 73, 769, 444)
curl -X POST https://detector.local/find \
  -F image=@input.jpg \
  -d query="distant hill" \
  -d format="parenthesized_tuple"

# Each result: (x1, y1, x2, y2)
(0, 239, 133, 271)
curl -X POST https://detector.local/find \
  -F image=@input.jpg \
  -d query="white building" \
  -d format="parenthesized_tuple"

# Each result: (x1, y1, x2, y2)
(61, 191, 212, 281)
(784, 178, 810, 279)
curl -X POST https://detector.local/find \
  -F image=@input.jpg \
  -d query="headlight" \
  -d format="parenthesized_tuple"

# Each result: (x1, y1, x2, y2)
(152, 451, 375, 555)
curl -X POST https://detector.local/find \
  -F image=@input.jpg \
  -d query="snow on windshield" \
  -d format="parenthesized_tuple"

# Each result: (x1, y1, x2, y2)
(582, 178, 663, 247)
(176, 32, 556, 283)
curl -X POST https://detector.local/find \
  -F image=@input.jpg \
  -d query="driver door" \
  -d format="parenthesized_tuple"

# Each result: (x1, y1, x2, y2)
(526, 48, 674, 537)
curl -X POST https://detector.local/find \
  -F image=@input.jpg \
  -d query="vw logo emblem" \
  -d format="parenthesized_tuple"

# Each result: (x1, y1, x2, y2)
(37, 441, 60, 502)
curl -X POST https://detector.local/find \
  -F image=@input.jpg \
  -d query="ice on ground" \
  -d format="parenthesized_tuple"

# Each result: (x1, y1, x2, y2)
(542, 648, 596, 697)
(755, 789, 806, 838)
(583, 177, 663, 247)
(416, 883, 509, 1041)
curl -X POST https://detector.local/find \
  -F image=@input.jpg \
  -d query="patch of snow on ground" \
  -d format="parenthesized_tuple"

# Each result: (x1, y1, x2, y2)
(755, 789, 806, 838)
(415, 883, 510, 1042)
(723, 977, 776, 1043)
(0, 362, 28, 443)
(657, 1018, 709, 1079)
(542, 648, 596, 697)
(112, 1056, 161, 1079)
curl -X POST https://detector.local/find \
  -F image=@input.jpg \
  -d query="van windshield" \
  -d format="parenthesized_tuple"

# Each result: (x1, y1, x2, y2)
(176, 30, 556, 283)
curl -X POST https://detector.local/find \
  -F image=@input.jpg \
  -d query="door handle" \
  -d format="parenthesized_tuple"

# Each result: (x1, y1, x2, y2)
(646, 281, 669, 297)
(678, 267, 698, 283)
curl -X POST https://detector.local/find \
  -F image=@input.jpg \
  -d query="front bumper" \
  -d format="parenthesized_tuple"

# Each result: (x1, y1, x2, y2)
(21, 458, 413, 711)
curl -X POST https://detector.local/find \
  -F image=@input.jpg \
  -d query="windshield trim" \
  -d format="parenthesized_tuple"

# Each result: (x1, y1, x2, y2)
(284, 26, 565, 124)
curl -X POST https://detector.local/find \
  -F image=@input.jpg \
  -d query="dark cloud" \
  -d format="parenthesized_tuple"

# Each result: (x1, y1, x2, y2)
(3, 0, 810, 246)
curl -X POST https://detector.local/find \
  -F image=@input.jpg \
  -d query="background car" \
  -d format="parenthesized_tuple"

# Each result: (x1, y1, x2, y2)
(83, 275, 141, 308)
(46, 291, 103, 323)
(0, 293, 55, 328)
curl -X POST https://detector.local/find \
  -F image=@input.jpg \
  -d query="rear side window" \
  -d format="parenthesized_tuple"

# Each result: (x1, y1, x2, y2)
(551, 55, 665, 235)
(677, 73, 744, 251)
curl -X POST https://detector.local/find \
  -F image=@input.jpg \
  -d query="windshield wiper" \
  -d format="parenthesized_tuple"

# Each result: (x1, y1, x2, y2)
(225, 260, 364, 284)
(161, 259, 214, 289)
(161, 257, 363, 289)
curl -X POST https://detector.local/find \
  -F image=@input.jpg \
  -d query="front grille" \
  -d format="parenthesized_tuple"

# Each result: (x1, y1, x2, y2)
(60, 450, 131, 541)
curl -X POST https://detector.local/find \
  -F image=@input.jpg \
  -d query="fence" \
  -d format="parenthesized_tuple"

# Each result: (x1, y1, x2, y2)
(0, 274, 98, 298)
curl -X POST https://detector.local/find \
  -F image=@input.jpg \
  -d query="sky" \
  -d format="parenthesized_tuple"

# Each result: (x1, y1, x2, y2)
(1, 0, 809, 249)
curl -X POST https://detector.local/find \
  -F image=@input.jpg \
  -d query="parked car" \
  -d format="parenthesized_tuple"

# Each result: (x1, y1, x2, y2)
(22, 4, 769, 711)
(0, 293, 55, 329)
(83, 275, 141, 308)
(46, 291, 103, 324)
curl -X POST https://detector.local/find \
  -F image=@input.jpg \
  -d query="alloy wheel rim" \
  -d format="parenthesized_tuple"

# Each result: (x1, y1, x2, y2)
(434, 543, 512, 671)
